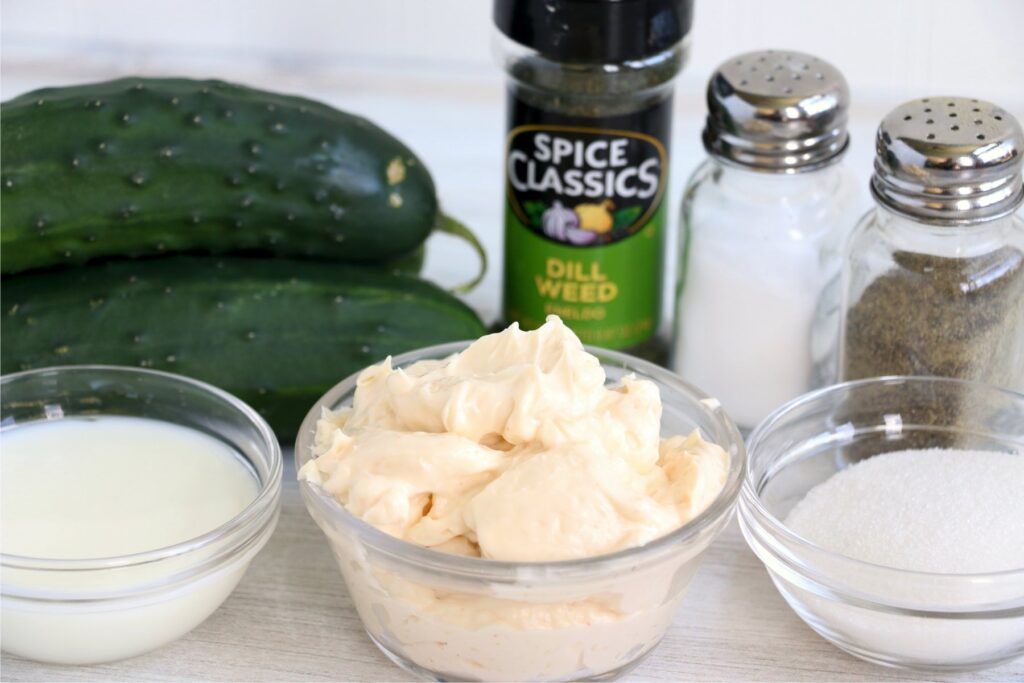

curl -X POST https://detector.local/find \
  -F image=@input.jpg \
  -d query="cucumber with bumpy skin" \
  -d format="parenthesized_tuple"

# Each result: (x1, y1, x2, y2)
(0, 77, 447, 274)
(0, 256, 486, 438)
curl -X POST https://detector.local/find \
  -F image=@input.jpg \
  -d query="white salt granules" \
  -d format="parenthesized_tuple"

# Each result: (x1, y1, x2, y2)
(787, 448, 1024, 573)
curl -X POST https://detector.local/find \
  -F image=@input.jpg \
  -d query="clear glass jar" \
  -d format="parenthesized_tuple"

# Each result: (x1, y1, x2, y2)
(838, 206, 1024, 390)
(673, 158, 858, 431)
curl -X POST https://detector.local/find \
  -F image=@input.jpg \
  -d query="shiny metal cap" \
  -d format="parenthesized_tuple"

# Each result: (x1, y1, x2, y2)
(871, 97, 1024, 224)
(702, 50, 849, 172)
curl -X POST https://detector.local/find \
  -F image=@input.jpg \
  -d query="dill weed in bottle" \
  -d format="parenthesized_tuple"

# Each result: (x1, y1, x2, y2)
(494, 0, 691, 358)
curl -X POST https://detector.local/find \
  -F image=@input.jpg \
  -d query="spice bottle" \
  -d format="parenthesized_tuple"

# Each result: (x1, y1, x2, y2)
(837, 97, 1024, 390)
(494, 0, 691, 357)
(672, 50, 857, 431)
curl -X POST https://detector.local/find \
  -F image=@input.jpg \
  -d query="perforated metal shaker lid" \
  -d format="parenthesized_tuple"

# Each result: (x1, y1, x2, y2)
(871, 97, 1024, 224)
(702, 50, 849, 172)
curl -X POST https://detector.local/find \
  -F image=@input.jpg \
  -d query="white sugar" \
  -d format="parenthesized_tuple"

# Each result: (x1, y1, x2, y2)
(786, 448, 1024, 574)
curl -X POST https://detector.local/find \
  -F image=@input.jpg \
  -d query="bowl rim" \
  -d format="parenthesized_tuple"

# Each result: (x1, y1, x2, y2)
(295, 339, 747, 577)
(741, 374, 1024, 585)
(0, 364, 283, 573)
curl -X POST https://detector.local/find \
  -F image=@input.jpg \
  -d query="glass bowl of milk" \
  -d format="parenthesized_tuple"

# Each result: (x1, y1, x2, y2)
(0, 365, 282, 665)
(739, 376, 1024, 673)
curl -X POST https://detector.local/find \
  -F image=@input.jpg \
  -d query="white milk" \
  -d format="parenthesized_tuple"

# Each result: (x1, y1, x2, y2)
(1, 416, 258, 558)
(0, 416, 265, 664)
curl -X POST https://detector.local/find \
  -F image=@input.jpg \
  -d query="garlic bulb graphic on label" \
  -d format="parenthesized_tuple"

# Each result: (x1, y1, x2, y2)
(542, 200, 579, 241)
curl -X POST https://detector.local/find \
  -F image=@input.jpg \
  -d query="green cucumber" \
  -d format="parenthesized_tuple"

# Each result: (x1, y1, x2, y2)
(0, 256, 486, 438)
(1, 77, 447, 274)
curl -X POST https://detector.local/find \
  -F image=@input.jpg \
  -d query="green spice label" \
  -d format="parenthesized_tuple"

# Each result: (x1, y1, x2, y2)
(503, 112, 670, 348)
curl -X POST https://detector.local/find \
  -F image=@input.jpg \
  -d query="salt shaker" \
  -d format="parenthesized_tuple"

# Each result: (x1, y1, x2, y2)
(672, 50, 858, 431)
(836, 97, 1024, 391)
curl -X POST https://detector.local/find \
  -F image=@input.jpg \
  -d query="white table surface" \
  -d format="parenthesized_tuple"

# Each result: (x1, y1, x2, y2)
(2, 60, 1022, 683)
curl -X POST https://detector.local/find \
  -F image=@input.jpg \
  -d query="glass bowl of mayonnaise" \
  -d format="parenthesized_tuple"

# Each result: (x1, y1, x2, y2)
(295, 318, 745, 682)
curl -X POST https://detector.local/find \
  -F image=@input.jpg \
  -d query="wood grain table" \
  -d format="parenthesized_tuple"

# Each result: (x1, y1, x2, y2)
(4, 457, 1022, 682)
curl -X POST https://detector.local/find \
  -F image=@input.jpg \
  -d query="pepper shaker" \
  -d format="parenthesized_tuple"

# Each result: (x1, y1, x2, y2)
(836, 97, 1024, 390)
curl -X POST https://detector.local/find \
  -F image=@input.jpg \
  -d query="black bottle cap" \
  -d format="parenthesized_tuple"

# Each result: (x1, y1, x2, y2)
(494, 0, 693, 63)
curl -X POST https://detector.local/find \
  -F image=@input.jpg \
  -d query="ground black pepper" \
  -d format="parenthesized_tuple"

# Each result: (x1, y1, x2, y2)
(843, 246, 1024, 383)
(839, 246, 1024, 453)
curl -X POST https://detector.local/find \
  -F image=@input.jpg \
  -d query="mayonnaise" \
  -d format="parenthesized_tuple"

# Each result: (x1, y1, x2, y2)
(300, 315, 729, 562)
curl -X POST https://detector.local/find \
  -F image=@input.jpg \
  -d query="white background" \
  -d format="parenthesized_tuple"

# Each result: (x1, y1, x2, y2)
(3, 0, 1023, 321)
(4, 0, 1023, 107)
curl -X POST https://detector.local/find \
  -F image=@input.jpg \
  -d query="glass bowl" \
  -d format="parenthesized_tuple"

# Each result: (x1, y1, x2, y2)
(739, 376, 1024, 673)
(0, 366, 282, 665)
(295, 342, 745, 682)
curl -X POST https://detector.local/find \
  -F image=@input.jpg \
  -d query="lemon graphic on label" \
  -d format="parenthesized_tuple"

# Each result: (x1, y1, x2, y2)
(575, 200, 615, 234)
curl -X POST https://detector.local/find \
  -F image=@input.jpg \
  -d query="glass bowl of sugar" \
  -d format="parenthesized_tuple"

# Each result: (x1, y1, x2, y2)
(739, 376, 1024, 673)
